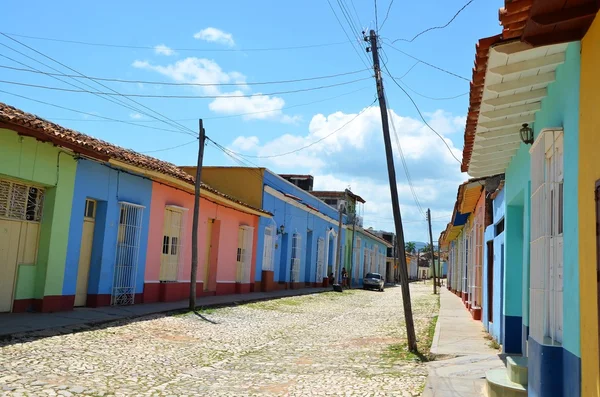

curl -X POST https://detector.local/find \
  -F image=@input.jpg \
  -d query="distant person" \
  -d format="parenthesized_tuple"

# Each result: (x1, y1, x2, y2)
(328, 272, 335, 286)
(341, 268, 349, 288)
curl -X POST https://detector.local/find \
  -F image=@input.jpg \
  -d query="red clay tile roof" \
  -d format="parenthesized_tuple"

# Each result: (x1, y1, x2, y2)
(461, 34, 505, 173)
(0, 102, 271, 216)
(499, 0, 534, 40)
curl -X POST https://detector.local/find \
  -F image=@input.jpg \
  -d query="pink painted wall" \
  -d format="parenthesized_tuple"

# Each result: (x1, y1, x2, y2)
(145, 182, 260, 285)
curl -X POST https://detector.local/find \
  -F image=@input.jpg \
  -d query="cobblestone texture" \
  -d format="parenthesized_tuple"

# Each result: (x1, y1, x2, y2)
(0, 283, 437, 396)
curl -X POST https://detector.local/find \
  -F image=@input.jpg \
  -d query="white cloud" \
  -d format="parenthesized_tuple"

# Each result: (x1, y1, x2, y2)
(193, 27, 235, 47)
(132, 57, 297, 123)
(129, 113, 143, 120)
(154, 44, 176, 56)
(226, 106, 465, 241)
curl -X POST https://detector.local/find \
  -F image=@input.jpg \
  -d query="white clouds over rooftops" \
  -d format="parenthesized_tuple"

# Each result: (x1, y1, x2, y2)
(193, 27, 235, 47)
(154, 44, 176, 56)
(131, 57, 300, 123)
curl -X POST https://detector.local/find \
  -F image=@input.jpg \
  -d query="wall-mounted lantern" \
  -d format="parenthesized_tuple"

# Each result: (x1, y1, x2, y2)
(520, 123, 534, 145)
(277, 224, 285, 235)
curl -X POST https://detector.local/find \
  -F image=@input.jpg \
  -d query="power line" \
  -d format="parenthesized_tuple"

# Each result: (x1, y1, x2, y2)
(391, 0, 476, 43)
(0, 89, 194, 136)
(385, 91, 425, 217)
(380, 56, 462, 164)
(223, 98, 378, 159)
(0, 50, 197, 137)
(397, 61, 419, 80)
(0, 64, 371, 87)
(374, 0, 380, 31)
(0, 77, 371, 98)
(1, 31, 350, 53)
(325, 0, 372, 71)
(383, 43, 470, 81)
(402, 81, 468, 101)
(141, 140, 197, 153)
(0, 33, 198, 137)
(379, 0, 395, 31)
(46, 86, 373, 123)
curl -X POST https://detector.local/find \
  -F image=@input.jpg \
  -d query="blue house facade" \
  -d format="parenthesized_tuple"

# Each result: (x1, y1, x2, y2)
(482, 185, 505, 344)
(350, 228, 390, 287)
(259, 170, 347, 289)
(64, 159, 152, 307)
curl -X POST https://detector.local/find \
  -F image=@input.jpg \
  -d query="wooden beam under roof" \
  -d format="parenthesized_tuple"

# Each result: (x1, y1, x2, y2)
(487, 72, 555, 93)
(473, 142, 520, 156)
(480, 102, 541, 119)
(489, 52, 565, 76)
(475, 133, 522, 146)
(471, 149, 518, 161)
(477, 126, 522, 139)
(531, 3, 598, 26)
(484, 88, 548, 107)
(478, 114, 535, 130)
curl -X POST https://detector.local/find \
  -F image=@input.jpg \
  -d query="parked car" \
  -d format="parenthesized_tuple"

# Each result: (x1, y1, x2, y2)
(363, 272, 384, 291)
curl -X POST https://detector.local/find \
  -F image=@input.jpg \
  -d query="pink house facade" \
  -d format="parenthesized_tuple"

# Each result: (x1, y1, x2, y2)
(143, 181, 267, 303)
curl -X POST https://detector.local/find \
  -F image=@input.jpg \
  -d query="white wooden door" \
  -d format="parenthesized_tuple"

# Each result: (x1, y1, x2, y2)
(160, 208, 182, 282)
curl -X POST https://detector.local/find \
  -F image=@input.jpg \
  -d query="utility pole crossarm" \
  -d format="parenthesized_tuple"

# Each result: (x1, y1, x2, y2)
(366, 29, 417, 352)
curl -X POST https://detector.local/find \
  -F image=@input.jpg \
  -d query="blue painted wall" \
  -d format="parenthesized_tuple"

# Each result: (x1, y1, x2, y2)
(483, 188, 505, 343)
(353, 229, 389, 287)
(256, 170, 346, 284)
(64, 159, 152, 298)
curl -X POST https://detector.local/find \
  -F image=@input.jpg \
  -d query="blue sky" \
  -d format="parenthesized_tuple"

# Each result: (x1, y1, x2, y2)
(1, 0, 503, 242)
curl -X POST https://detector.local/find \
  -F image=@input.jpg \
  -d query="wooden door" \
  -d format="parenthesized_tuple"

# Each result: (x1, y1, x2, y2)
(203, 219, 213, 291)
(160, 209, 182, 281)
(75, 199, 96, 306)
(0, 219, 21, 312)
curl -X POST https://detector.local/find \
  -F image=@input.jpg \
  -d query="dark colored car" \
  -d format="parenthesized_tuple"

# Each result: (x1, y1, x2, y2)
(363, 272, 384, 291)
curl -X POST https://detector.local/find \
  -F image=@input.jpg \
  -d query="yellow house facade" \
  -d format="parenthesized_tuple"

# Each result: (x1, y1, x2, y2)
(578, 14, 600, 397)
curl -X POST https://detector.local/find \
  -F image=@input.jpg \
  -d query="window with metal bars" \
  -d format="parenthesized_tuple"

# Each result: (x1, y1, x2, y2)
(291, 233, 301, 283)
(0, 179, 44, 222)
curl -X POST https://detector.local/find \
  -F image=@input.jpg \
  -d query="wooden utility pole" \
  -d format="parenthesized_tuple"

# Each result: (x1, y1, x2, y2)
(427, 208, 437, 294)
(437, 241, 442, 286)
(189, 120, 206, 310)
(366, 29, 417, 351)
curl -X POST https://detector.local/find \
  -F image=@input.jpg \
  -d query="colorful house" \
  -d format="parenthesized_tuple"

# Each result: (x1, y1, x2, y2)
(350, 228, 391, 287)
(457, 1, 600, 394)
(197, 167, 347, 291)
(482, 181, 505, 345)
(0, 102, 269, 313)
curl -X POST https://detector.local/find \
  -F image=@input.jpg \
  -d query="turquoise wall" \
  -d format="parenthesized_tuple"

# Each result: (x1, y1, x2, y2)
(531, 42, 581, 356)
(503, 42, 581, 357)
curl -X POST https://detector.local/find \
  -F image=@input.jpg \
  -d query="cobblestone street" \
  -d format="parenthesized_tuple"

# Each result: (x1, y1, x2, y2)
(0, 283, 438, 397)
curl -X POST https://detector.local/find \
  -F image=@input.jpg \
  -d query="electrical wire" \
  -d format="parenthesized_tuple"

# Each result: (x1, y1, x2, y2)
(0, 77, 371, 98)
(47, 85, 373, 123)
(0, 89, 195, 136)
(402, 81, 468, 101)
(325, 0, 372, 71)
(383, 43, 470, 81)
(385, 90, 425, 217)
(379, 0, 395, 31)
(0, 34, 198, 137)
(0, 51, 197, 137)
(391, 0, 476, 43)
(397, 61, 419, 80)
(222, 98, 377, 159)
(1, 31, 350, 52)
(140, 140, 197, 153)
(0, 64, 371, 87)
(381, 60, 462, 164)
(374, 0, 380, 31)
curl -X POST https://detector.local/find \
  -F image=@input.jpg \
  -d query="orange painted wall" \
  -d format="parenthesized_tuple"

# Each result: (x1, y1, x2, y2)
(145, 182, 259, 285)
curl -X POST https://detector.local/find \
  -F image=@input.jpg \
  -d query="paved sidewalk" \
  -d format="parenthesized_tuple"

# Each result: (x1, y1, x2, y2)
(422, 288, 505, 397)
(0, 287, 328, 337)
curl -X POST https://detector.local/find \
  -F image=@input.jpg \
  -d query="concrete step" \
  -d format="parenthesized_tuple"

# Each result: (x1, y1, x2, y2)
(507, 356, 528, 386)
(486, 369, 527, 397)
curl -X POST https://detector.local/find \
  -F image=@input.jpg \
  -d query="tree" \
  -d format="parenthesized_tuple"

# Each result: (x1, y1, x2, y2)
(405, 241, 416, 254)
(422, 243, 437, 261)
